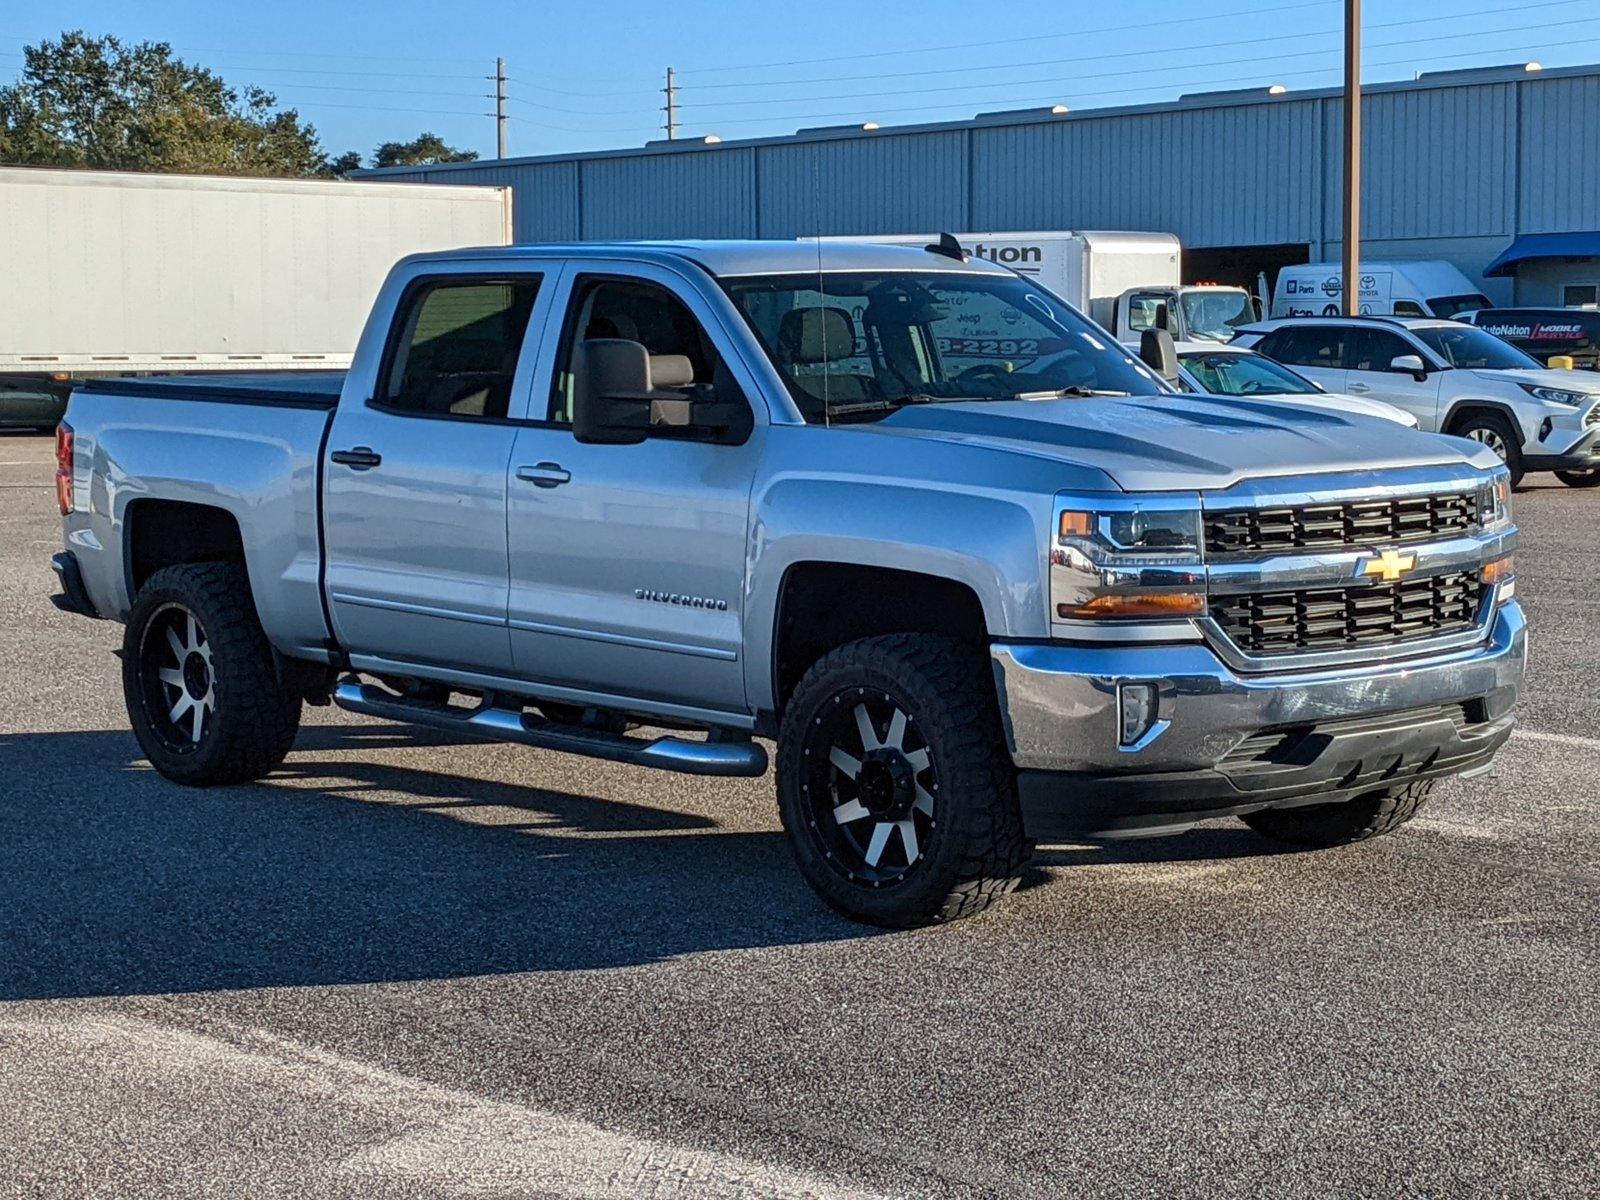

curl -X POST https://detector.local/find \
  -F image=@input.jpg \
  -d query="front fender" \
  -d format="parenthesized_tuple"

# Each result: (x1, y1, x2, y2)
(744, 474, 1051, 712)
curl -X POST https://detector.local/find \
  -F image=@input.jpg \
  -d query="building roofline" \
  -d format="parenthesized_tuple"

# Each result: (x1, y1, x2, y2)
(353, 61, 1599, 178)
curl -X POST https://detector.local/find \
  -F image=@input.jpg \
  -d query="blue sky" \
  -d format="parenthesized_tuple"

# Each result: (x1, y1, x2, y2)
(5, 0, 1598, 163)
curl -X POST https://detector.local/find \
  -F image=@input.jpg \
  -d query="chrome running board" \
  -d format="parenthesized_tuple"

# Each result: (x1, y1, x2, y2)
(332, 678, 768, 778)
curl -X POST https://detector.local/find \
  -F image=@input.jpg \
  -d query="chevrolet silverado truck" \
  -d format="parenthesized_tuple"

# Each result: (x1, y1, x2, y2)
(51, 239, 1526, 927)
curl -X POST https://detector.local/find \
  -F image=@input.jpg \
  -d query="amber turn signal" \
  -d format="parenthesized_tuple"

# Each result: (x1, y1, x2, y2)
(1058, 510, 1095, 538)
(1058, 592, 1206, 619)
(1481, 555, 1514, 585)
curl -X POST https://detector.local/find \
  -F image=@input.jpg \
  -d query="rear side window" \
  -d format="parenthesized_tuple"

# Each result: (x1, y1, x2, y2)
(378, 277, 540, 420)
(1258, 326, 1347, 369)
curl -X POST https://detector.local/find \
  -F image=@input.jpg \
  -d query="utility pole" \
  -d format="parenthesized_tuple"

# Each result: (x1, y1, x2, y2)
(495, 56, 508, 158)
(664, 66, 678, 140)
(1341, 0, 1361, 316)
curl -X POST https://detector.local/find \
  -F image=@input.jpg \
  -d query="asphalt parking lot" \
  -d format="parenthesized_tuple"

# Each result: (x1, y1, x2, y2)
(0, 428, 1595, 1199)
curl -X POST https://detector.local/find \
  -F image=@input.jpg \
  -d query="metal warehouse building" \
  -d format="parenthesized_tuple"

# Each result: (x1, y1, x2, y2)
(359, 62, 1600, 305)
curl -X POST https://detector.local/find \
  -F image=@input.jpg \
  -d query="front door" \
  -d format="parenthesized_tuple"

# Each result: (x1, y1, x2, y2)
(322, 270, 550, 673)
(505, 267, 759, 717)
(1344, 328, 1444, 430)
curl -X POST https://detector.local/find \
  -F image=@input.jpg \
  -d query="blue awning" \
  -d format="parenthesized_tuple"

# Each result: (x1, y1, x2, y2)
(1484, 231, 1600, 277)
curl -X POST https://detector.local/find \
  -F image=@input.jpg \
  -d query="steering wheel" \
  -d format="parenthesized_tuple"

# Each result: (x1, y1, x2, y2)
(954, 363, 1013, 384)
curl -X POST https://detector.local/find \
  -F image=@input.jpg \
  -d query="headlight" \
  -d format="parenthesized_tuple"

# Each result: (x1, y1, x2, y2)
(1519, 383, 1588, 406)
(1052, 494, 1205, 622)
(1478, 468, 1513, 530)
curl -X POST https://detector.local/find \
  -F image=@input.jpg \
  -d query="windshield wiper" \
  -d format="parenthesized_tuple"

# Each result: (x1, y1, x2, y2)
(1009, 386, 1132, 400)
(824, 392, 968, 417)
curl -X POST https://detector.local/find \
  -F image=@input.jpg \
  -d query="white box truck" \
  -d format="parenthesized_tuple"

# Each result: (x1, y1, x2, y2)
(818, 230, 1258, 344)
(0, 166, 512, 428)
(1271, 261, 1493, 320)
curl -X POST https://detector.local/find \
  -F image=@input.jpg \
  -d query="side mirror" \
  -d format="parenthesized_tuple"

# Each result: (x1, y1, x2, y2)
(1390, 353, 1428, 380)
(573, 338, 653, 445)
(1154, 301, 1172, 333)
(1139, 328, 1180, 383)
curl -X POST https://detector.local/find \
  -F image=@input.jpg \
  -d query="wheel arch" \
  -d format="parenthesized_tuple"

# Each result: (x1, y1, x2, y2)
(123, 498, 247, 599)
(764, 561, 990, 730)
(1441, 399, 1525, 445)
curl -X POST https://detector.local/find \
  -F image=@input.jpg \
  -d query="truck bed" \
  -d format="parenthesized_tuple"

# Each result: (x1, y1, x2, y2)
(63, 376, 340, 660)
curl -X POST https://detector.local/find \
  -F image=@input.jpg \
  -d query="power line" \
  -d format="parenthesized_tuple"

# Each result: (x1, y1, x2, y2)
(503, 93, 652, 117)
(676, 0, 1337, 75)
(676, 37, 1600, 130)
(676, 14, 1600, 110)
(681, 0, 1591, 89)
(504, 113, 652, 135)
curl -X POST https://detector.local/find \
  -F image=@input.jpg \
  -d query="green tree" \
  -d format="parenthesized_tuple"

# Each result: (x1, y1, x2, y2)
(0, 31, 359, 177)
(372, 131, 478, 169)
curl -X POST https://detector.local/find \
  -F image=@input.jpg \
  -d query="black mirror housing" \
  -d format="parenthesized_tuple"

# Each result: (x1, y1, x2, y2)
(573, 338, 653, 444)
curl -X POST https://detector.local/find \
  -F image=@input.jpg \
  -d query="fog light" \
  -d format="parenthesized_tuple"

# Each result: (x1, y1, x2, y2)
(1118, 682, 1159, 747)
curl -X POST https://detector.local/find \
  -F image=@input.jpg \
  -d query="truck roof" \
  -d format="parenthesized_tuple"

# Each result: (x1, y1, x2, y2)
(399, 239, 1018, 278)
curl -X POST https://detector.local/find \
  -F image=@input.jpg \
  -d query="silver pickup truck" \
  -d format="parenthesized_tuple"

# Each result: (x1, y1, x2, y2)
(51, 239, 1526, 927)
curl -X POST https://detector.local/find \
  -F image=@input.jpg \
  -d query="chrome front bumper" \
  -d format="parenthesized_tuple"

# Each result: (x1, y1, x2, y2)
(990, 599, 1526, 776)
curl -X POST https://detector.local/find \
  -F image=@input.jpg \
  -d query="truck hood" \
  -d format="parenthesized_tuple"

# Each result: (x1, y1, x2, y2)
(1468, 367, 1600, 395)
(870, 394, 1490, 491)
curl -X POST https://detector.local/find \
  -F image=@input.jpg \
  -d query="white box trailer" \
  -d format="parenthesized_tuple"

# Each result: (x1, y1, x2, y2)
(0, 166, 512, 381)
(817, 230, 1257, 344)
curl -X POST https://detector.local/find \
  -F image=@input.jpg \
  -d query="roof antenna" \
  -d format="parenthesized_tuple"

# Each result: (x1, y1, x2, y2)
(925, 231, 968, 262)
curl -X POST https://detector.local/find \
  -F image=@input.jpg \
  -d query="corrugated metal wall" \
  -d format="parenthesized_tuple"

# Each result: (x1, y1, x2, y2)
(1518, 73, 1600, 234)
(365, 66, 1600, 269)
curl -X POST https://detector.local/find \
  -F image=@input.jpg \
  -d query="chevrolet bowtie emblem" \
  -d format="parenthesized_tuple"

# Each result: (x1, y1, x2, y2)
(1359, 549, 1417, 582)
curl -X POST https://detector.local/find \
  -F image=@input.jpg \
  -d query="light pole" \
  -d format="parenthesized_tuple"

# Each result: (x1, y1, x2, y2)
(1342, 0, 1361, 316)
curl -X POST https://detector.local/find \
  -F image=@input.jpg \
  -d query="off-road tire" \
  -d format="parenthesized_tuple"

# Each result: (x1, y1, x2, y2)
(776, 633, 1028, 928)
(1450, 411, 1524, 488)
(1555, 468, 1600, 488)
(123, 561, 301, 786)
(1240, 779, 1434, 848)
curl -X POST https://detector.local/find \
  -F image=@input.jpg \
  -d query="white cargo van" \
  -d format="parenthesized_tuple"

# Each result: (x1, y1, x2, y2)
(819, 231, 1257, 345)
(1271, 261, 1492, 320)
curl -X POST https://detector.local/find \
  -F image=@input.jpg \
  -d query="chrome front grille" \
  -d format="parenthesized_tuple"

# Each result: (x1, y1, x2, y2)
(1204, 491, 1479, 558)
(1210, 570, 1485, 655)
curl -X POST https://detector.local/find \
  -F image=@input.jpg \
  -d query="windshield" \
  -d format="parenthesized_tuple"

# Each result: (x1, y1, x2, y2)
(1413, 324, 1542, 371)
(1429, 292, 1492, 318)
(721, 271, 1164, 422)
(1179, 290, 1255, 342)
(1181, 351, 1320, 396)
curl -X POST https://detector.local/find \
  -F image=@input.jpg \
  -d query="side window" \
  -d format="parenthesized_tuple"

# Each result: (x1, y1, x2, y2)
(378, 277, 539, 420)
(549, 276, 749, 439)
(1261, 326, 1346, 369)
(1393, 300, 1428, 318)
(1562, 284, 1598, 308)
(1349, 330, 1414, 372)
(1125, 292, 1170, 334)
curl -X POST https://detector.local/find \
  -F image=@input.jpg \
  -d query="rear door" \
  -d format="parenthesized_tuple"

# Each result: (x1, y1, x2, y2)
(1254, 324, 1350, 393)
(1343, 328, 1444, 429)
(322, 264, 558, 674)
(503, 264, 762, 717)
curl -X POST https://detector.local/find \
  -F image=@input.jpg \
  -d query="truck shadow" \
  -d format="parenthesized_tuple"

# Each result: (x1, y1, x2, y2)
(0, 725, 859, 1000)
(0, 725, 1286, 1000)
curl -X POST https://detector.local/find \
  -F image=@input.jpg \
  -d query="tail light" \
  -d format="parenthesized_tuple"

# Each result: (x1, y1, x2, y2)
(55, 422, 74, 515)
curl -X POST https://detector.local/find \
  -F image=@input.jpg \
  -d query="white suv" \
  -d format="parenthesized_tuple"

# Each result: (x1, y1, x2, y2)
(1235, 316, 1600, 486)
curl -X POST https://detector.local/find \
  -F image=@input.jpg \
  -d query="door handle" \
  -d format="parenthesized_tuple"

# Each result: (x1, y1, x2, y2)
(330, 446, 382, 469)
(1347, 382, 1371, 393)
(516, 461, 571, 488)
